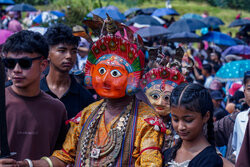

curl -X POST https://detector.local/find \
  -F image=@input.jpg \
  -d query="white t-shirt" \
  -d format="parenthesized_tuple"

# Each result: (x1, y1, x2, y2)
(232, 108, 250, 160)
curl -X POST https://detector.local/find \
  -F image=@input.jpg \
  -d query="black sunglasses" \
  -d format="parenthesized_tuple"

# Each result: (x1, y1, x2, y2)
(3, 56, 42, 70)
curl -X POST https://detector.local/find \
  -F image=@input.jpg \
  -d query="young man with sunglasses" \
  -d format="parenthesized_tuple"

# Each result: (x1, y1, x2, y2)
(41, 24, 95, 119)
(1, 30, 68, 161)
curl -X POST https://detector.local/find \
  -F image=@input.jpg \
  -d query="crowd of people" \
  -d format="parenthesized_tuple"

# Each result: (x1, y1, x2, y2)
(0, 3, 249, 167)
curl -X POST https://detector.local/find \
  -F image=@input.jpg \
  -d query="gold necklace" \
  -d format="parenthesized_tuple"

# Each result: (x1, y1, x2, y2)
(80, 100, 133, 167)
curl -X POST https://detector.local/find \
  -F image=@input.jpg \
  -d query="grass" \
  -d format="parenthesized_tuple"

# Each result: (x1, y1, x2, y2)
(36, 0, 250, 36)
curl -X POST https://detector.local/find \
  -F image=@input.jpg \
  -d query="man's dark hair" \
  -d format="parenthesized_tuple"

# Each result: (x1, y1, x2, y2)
(2, 30, 49, 59)
(44, 23, 80, 47)
(243, 71, 250, 86)
(203, 63, 212, 74)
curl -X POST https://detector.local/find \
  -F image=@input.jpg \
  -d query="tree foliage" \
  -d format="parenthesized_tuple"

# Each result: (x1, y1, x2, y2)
(191, 0, 250, 11)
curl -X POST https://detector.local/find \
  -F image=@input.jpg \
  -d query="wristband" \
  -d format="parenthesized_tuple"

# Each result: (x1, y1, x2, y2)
(24, 159, 33, 167)
(41, 156, 53, 167)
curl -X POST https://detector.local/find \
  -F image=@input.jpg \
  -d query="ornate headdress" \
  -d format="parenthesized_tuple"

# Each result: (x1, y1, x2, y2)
(140, 67, 186, 91)
(84, 15, 145, 95)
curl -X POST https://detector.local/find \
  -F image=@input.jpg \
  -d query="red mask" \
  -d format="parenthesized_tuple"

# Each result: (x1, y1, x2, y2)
(91, 56, 128, 99)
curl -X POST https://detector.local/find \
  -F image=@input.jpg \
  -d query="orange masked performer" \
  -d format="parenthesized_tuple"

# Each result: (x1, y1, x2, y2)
(48, 16, 164, 167)
(140, 67, 186, 153)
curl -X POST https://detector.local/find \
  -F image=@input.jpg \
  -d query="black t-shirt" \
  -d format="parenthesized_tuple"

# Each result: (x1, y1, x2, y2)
(164, 146, 223, 167)
(40, 75, 95, 119)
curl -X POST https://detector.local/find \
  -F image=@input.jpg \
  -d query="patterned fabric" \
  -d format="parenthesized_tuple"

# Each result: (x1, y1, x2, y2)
(52, 100, 164, 166)
(168, 160, 190, 167)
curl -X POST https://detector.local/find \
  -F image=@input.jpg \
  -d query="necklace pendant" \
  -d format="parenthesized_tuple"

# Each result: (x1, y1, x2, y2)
(90, 148, 101, 159)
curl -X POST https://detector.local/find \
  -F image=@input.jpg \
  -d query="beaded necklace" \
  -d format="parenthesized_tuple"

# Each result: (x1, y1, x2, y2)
(80, 99, 134, 167)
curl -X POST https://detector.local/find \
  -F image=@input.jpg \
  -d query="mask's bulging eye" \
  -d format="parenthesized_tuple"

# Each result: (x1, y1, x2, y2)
(98, 67, 106, 75)
(151, 93, 160, 100)
(110, 69, 122, 77)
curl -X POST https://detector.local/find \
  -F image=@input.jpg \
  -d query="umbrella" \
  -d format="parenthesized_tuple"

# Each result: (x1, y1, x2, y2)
(239, 25, 250, 32)
(136, 26, 169, 38)
(228, 19, 250, 27)
(201, 31, 237, 46)
(166, 18, 207, 33)
(0, 0, 14, 5)
(222, 45, 250, 59)
(124, 8, 141, 17)
(86, 8, 125, 21)
(5, 5, 14, 11)
(138, 7, 157, 15)
(105, 5, 119, 11)
(125, 15, 162, 26)
(33, 11, 65, 24)
(9, 3, 37, 12)
(233, 38, 247, 45)
(180, 13, 202, 20)
(0, 30, 13, 45)
(215, 60, 250, 82)
(202, 16, 224, 28)
(167, 32, 201, 43)
(151, 8, 179, 17)
(28, 27, 48, 35)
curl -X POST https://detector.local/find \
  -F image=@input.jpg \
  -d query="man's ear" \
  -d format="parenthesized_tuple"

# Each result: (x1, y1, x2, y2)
(203, 111, 210, 124)
(40, 59, 48, 72)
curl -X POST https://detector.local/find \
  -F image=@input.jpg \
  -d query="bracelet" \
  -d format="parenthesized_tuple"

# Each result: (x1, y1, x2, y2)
(41, 157, 53, 167)
(24, 159, 33, 167)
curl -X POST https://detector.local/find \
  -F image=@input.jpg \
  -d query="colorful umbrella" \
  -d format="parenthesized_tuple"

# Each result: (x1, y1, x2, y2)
(0, 30, 13, 45)
(222, 45, 250, 59)
(151, 8, 179, 17)
(201, 31, 237, 46)
(33, 11, 65, 24)
(28, 27, 48, 35)
(215, 60, 250, 82)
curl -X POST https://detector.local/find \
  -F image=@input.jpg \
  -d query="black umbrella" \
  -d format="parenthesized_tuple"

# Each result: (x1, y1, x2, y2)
(167, 32, 201, 43)
(136, 26, 169, 38)
(239, 24, 250, 32)
(9, 3, 37, 12)
(202, 16, 224, 28)
(0, 57, 10, 158)
(125, 15, 162, 26)
(0, 0, 14, 5)
(228, 19, 250, 27)
(166, 18, 207, 33)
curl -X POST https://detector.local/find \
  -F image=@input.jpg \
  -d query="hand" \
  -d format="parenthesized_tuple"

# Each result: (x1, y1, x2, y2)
(0, 158, 18, 167)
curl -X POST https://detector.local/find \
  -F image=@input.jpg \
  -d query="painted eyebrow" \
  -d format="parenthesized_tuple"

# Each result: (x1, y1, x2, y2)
(149, 90, 161, 94)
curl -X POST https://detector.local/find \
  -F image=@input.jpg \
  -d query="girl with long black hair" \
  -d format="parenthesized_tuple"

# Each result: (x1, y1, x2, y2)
(164, 83, 223, 167)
